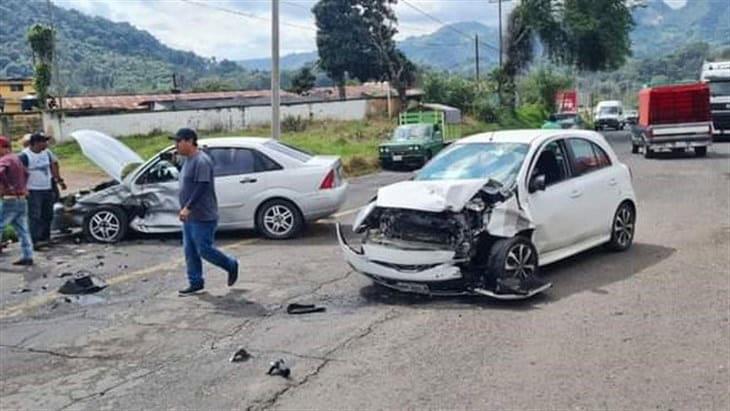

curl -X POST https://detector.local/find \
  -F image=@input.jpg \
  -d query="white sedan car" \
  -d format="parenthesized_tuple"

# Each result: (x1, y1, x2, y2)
(56, 130, 347, 242)
(338, 129, 636, 299)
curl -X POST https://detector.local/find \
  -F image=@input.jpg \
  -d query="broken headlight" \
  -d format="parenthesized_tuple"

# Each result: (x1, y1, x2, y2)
(464, 198, 486, 213)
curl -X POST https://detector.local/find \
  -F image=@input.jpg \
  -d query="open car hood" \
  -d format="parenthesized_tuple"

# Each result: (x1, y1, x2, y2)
(70, 130, 144, 183)
(375, 179, 487, 213)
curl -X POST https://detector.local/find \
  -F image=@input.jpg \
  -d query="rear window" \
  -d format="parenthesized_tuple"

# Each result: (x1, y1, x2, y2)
(264, 141, 313, 162)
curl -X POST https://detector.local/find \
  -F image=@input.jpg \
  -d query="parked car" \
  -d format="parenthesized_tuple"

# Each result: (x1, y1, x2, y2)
(56, 130, 347, 243)
(630, 82, 713, 158)
(338, 129, 636, 300)
(594, 100, 625, 130)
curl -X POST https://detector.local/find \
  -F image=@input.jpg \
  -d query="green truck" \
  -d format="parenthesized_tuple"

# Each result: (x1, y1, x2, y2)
(378, 104, 462, 169)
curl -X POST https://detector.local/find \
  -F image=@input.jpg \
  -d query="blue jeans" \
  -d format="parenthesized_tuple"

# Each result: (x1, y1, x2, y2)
(0, 199, 34, 260)
(182, 220, 236, 287)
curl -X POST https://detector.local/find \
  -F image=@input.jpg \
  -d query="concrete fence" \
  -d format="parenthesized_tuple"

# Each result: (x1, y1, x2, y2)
(43, 99, 371, 143)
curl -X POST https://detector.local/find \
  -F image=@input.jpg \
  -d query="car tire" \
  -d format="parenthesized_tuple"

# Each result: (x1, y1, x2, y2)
(606, 202, 635, 252)
(631, 144, 639, 154)
(83, 206, 128, 244)
(694, 146, 707, 157)
(256, 199, 303, 240)
(487, 236, 540, 289)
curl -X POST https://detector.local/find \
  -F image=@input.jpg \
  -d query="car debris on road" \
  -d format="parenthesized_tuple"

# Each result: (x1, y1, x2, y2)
(267, 359, 291, 378)
(286, 303, 326, 315)
(58, 271, 107, 295)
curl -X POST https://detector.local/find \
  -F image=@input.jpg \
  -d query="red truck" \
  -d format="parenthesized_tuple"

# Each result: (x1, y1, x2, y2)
(630, 83, 713, 158)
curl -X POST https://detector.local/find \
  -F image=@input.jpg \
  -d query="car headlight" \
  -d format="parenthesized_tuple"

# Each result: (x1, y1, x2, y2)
(410, 145, 420, 151)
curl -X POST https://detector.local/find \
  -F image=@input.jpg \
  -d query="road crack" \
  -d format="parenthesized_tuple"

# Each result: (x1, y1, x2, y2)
(249, 309, 400, 411)
(56, 366, 163, 411)
(0, 344, 119, 361)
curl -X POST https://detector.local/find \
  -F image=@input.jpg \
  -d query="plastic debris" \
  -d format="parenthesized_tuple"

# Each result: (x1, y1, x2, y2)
(267, 359, 291, 378)
(58, 271, 107, 295)
(286, 303, 326, 315)
(230, 348, 251, 363)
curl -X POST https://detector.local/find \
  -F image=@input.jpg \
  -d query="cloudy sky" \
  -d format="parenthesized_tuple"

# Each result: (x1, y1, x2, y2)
(53, 0, 689, 61)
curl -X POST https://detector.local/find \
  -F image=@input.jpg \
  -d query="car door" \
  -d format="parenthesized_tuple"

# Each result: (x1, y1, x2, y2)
(565, 138, 618, 241)
(132, 153, 182, 231)
(525, 139, 583, 254)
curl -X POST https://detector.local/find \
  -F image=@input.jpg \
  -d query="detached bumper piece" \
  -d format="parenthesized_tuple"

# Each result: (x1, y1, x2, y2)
(336, 224, 550, 300)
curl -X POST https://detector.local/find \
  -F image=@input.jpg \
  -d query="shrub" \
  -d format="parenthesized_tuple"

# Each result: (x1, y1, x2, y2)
(281, 115, 309, 132)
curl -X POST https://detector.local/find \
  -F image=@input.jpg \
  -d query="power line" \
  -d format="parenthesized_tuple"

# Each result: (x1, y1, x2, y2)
(179, 0, 316, 32)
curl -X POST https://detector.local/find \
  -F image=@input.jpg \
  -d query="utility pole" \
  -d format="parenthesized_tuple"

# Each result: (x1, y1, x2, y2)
(47, 0, 63, 138)
(498, 0, 503, 68)
(475, 34, 480, 82)
(271, 0, 281, 139)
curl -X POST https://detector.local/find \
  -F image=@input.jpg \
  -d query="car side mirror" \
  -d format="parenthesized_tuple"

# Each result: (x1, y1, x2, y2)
(159, 151, 174, 162)
(529, 174, 546, 193)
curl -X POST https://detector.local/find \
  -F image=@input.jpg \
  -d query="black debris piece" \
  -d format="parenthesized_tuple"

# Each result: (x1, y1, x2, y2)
(230, 348, 251, 363)
(11, 288, 31, 295)
(267, 359, 291, 378)
(286, 303, 326, 315)
(58, 271, 107, 295)
(57, 272, 73, 278)
(96, 255, 104, 260)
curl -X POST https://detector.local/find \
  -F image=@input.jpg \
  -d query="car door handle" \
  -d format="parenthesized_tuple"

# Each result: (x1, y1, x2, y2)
(608, 178, 617, 186)
(569, 189, 583, 198)
(240, 177, 257, 184)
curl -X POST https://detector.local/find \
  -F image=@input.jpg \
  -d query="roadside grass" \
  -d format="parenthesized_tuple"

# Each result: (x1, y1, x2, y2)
(52, 117, 498, 177)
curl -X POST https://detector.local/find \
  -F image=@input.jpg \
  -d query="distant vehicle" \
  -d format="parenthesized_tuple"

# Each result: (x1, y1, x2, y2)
(340, 129, 636, 300)
(593, 100, 625, 131)
(55, 130, 347, 242)
(379, 105, 461, 169)
(630, 83, 712, 158)
(624, 109, 639, 125)
(554, 112, 587, 129)
(700, 61, 730, 137)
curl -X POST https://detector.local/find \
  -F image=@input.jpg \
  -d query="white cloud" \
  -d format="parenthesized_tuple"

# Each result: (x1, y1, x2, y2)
(52, 0, 690, 61)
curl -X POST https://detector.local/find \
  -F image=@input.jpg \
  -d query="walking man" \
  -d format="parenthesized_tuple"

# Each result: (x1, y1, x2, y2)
(173, 128, 238, 295)
(0, 136, 34, 265)
(20, 132, 66, 249)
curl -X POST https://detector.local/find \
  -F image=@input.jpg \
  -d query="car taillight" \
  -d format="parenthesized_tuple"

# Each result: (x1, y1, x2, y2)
(319, 169, 335, 190)
(645, 128, 654, 140)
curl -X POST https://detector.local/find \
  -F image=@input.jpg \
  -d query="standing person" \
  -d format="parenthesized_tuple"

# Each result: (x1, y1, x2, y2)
(173, 128, 238, 295)
(0, 136, 34, 265)
(20, 132, 66, 249)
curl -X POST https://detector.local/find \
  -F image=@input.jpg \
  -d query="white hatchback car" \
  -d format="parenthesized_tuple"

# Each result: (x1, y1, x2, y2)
(56, 130, 347, 242)
(338, 129, 636, 299)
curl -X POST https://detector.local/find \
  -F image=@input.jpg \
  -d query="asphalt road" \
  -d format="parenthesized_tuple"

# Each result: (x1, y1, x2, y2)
(1, 131, 728, 410)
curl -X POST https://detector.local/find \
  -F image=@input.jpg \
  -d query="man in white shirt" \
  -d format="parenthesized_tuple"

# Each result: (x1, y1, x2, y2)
(19, 133, 66, 249)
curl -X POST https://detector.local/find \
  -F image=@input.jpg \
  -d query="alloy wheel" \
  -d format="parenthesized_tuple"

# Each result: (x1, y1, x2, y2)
(263, 205, 295, 236)
(504, 243, 537, 280)
(89, 211, 121, 242)
(613, 205, 635, 248)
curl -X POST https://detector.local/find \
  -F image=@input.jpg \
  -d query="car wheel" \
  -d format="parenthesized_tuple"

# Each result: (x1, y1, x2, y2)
(644, 146, 654, 159)
(606, 202, 635, 252)
(487, 236, 540, 290)
(631, 144, 639, 154)
(256, 199, 303, 240)
(83, 206, 128, 243)
(694, 146, 707, 157)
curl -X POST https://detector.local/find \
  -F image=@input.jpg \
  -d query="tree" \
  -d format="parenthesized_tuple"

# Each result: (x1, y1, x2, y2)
(313, 0, 416, 107)
(27, 24, 55, 109)
(288, 67, 316, 95)
(517, 67, 573, 114)
(503, 0, 635, 107)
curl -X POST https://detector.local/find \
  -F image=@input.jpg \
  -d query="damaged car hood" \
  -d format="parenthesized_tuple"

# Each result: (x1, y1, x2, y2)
(376, 179, 487, 212)
(70, 130, 144, 183)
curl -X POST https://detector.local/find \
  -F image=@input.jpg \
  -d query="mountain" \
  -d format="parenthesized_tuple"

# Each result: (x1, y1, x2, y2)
(631, 0, 730, 57)
(0, 0, 256, 94)
(237, 21, 500, 74)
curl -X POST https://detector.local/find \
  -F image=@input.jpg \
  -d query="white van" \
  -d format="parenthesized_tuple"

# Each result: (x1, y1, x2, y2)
(594, 100, 625, 131)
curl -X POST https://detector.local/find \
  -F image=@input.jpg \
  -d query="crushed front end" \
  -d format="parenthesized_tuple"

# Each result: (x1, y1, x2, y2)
(338, 186, 551, 299)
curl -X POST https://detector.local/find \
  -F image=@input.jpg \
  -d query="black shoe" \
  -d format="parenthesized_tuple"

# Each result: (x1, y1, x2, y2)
(12, 259, 34, 266)
(227, 260, 239, 287)
(178, 284, 204, 296)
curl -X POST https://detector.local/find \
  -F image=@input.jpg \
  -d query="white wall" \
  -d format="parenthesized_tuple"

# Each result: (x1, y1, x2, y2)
(44, 99, 371, 142)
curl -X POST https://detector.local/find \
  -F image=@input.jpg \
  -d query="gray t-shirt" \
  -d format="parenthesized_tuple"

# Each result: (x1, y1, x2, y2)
(179, 151, 218, 222)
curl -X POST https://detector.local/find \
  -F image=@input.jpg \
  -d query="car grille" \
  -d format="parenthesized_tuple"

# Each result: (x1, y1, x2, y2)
(378, 209, 463, 247)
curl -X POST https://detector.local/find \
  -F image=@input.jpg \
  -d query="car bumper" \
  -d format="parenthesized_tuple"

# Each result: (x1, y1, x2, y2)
(302, 182, 348, 221)
(52, 203, 84, 232)
(380, 153, 425, 164)
(596, 119, 620, 128)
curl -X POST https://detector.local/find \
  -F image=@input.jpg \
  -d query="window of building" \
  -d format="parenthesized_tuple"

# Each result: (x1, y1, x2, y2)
(10, 84, 24, 92)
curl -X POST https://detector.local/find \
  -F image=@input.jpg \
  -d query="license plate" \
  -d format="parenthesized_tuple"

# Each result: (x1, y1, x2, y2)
(395, 282, 430, 294)
(392, 155, 403, 161)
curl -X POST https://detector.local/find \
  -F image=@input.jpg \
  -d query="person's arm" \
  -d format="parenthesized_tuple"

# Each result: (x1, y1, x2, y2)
(0, 163, 8, 195)
(49, 150, 66, 190)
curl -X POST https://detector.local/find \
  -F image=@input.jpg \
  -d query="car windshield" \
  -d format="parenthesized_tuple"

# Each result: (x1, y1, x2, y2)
(709, 81, 730, 96)
(599, 106, 619, 115)
(393, 125, 431, 141)
(416, 142, 529, 184)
